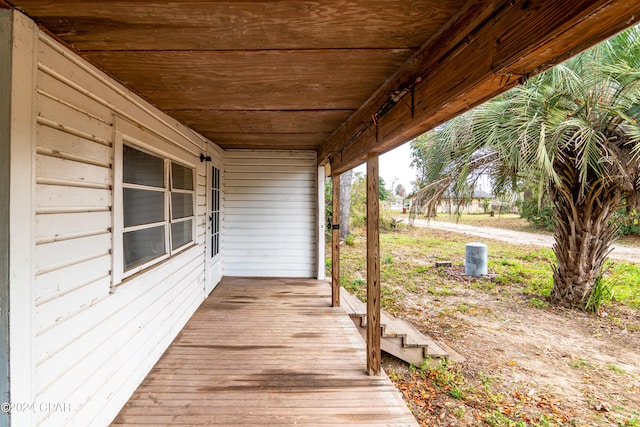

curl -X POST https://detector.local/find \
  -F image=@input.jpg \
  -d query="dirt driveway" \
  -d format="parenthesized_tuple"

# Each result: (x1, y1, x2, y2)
(411, 219, 639, 264)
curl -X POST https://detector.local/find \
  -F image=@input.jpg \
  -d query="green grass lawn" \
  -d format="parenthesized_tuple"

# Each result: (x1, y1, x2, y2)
(331, 225, 640, 311)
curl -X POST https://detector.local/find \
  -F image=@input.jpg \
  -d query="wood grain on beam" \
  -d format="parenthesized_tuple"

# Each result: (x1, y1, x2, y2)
(366, 152, 381, 376)
(323, 0, 640, 174)
(331, 174, 340, 308)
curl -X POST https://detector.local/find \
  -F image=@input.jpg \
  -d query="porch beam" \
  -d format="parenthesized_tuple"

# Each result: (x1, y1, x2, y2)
(320, 0, 640, 175)
(331, 173, 340, 307)
(366, 152, 381, 376)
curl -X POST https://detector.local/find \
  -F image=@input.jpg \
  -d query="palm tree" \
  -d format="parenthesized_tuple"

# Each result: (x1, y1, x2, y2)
(410, 26, 640, 311)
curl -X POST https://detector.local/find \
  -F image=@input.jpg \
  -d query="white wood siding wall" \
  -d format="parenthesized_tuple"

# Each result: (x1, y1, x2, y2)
(24, 22, 220, 425)
(224, 151, 318, 277)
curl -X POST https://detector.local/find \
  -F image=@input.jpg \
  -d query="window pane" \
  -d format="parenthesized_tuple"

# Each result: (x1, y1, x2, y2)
(123, 226, 166, 270)
(123, 145, 164, 187)
(171, 219, 192, 250)
(124, 188, 164, 227)
(171, 193, 193, 219)
(172, 162, 194, 190)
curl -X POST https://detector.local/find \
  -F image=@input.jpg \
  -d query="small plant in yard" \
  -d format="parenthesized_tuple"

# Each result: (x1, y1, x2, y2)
(484, 410, 528, 427)
(344, 278, 365, 296)
(529, 297, 549, 309)
(621, 417, 640, 427)
(452, 406, 466, 419)
(569, 359, 593, 369)
(449, 386, 465, 400)
(344, 233, 355, 246)
(585, 275, 614, 314)
(388, 369, 402, 381)
(425, 359, 466, 394)
(607, 364, 624, 373)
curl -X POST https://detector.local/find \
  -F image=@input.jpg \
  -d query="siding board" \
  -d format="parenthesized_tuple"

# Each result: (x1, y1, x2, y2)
(35, 184, 111, 209)
(224, 234, 315, 243)
(35, 254, 111, 303)
(225, 171, 316, 181)
(224, 150, 317, 277)
(224, 193, 310, 203)
(37, 124, 112, 161)
(35, 232, 111, 274)
(37, 70, 113, 125)
(37, 91, 113, 140)
(35, 275, 110, 334)
(35, 211, 111, 240)
(36, 153, 110, 186)
(223, 185, 314, 196)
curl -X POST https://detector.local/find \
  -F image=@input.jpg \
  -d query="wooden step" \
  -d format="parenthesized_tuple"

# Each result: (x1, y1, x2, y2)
(339, 287, 464, 366)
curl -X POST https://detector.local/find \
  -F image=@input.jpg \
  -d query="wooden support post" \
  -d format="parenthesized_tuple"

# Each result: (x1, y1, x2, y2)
(366, 152, 381, 376)
(331, 173, 340, 307)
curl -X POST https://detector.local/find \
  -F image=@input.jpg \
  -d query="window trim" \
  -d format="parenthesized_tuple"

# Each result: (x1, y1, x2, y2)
(169, 161, 196, 252)
(112, 119, 197, 288)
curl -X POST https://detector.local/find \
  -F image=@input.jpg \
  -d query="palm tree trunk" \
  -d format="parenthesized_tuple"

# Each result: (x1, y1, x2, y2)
(549, 160, 622, 310)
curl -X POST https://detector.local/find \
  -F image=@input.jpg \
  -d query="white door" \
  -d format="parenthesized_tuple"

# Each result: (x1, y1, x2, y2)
(205, 155, 222, 295)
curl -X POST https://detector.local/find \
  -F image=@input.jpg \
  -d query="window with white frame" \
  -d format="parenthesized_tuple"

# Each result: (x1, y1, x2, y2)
(122, 145, 195, 273)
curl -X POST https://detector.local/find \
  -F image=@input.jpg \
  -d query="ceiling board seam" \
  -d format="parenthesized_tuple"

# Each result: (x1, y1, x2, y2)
(204, 132, 332, 136)
(77, 48, 420, 54)
(163, 109, 357, 113)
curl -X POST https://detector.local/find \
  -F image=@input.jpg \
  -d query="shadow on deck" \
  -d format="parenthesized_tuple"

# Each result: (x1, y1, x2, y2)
(112, 277, 418, 426)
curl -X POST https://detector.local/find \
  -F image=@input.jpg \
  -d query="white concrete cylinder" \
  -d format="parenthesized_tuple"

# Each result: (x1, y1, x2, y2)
(465, 242, 488, 277)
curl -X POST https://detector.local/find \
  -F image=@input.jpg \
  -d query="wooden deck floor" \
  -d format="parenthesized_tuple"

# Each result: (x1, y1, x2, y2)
(112, 277, 418, 426)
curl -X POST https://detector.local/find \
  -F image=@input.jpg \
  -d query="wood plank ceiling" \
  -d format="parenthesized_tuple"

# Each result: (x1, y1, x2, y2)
(8, 1, 463, 149)
(6, 1, 640, 173)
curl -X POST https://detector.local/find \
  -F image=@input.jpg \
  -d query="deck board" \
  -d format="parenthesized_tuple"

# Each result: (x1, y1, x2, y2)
(112, 277, 418, 426)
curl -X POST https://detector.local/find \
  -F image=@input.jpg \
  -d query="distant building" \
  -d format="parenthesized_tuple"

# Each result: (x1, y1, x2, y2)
(437, 189, 493, 214)
(387, 195, 407, 212)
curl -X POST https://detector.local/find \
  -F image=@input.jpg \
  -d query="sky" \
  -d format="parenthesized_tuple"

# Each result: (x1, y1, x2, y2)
(352, 140, 493, 195)
(353, 141, 417, 194)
